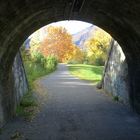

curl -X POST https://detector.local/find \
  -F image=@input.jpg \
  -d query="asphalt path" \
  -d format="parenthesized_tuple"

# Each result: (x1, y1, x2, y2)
(0, 64, 140, 140)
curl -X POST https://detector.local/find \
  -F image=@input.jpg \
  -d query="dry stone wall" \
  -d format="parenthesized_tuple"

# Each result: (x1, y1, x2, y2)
(103, 40, 129, 105)
(12, 52, 28, 107)
(0, 52, 28, 127)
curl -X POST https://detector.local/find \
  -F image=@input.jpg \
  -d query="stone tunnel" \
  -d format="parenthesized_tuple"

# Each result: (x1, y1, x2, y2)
(0, 0, 140, 126)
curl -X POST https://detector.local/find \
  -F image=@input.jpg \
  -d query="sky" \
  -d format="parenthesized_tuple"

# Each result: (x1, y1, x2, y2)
(48, 20, 92, 34)
(29, 20, 93, 40)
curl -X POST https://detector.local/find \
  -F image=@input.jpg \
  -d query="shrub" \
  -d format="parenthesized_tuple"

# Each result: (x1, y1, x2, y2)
(113, 96, 119, 101)
(30, 51, 58, 71)
(32, 52, 44, 64)
(45, 55, 58, 71)
(94, 57, 105, 66)
(67, 60, 79, 64)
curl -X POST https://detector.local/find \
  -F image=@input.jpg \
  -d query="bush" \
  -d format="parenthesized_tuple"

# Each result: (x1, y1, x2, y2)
(67, 60, 79, 64)
(94, 57, 105, 66)
(45, 55, 58, 71)
(30, 51, 58, 72)
(86, 55, 105, 66)
(23, 52, 58, 89)
(19, 50, 58, 120)
(32, 52, 45, 64)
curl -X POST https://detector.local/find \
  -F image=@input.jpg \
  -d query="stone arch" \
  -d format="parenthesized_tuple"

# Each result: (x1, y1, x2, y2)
(0, 0, 140, 125)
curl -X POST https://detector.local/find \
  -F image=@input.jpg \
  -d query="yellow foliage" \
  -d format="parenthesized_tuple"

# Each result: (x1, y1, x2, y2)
(85, 27, 111, 61)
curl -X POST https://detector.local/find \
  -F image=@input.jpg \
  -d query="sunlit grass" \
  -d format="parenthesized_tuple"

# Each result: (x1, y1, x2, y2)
(68, 64, 104, 83)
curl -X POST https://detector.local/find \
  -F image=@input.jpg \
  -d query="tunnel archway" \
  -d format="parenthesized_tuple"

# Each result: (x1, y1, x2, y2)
(0, 0, 140, 125)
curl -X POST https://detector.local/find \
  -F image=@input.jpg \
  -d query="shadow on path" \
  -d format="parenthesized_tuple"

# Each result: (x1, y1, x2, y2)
(0, 64, 140, 140)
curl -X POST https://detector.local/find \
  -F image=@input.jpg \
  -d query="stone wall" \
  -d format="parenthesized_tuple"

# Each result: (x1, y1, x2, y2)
(103, 40, 129, 105)
(0, 51, 28, 127)
(0, 90, 4, 128)
(12, 51, 28, 107)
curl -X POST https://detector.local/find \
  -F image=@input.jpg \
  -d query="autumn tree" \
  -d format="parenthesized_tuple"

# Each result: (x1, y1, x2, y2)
(68, 45, 85, 63)
(29, 30, 42, 60)
(38, 26, 75, 62)
(84, 27, 111, 65)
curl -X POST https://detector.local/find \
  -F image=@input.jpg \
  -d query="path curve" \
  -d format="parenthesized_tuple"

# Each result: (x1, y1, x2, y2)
(1, 64, 140, 140)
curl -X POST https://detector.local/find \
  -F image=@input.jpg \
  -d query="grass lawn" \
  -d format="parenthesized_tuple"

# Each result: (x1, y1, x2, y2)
(68, 64, 104, 83)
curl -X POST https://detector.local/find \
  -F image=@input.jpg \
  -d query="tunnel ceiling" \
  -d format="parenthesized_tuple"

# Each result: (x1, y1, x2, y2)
(0, 0, 140, 69)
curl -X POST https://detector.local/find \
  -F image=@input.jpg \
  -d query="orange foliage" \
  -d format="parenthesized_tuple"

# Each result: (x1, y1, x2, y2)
(38, 26, 75, 62)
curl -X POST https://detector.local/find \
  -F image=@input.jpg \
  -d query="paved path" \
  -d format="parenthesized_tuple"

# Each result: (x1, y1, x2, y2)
(1, 64, 140, 140)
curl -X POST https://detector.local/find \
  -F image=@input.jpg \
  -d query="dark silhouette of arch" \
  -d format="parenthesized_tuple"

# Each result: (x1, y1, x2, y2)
(0, 0, 140, 125)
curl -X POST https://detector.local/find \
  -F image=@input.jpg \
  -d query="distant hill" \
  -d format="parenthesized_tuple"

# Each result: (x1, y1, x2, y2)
(72, 25, 95, 49)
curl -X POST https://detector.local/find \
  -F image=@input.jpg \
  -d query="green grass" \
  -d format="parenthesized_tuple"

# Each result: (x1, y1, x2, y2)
(113, 96, 119, 101)
(68, 64, 104, 83)
(24, 61, 52, 88)
(16, 91, 38, 121)
(0, 128, 3, 135)
(16, 60, 56, 120)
